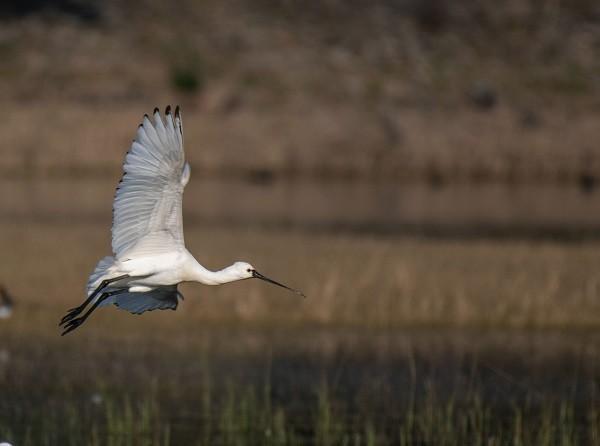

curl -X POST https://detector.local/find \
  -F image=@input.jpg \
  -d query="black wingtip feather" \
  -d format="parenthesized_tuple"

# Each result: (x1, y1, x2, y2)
(153, 107, 159, 114)
(165, 105, 171, 115)
(175, 105, 180, 117)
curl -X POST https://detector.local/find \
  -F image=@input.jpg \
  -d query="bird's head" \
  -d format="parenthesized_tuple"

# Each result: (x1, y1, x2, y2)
(230, 261, 305, 297)
(231, 261, 256, 279)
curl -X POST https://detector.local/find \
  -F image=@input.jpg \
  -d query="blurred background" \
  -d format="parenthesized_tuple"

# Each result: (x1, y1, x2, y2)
(0, 0, 599, 444)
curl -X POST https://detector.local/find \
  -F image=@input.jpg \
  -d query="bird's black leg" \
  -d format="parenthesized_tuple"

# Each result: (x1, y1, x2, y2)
(59, 295, 97, 326)
(61, 289, 127, 336)
(59, 274, 129, 326)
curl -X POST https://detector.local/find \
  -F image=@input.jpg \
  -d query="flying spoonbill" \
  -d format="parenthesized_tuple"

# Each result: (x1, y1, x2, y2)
(60, 106, 304, 335)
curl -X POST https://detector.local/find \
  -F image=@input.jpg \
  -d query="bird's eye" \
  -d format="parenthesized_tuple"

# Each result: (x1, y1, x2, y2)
(247, 268, 252, 273)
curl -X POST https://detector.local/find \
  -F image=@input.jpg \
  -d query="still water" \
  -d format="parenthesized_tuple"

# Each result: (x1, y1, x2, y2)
(1, 177, 599, 237)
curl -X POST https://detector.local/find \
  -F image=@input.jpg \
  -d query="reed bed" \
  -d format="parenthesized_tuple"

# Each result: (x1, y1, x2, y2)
(1, 325, 598, 446)
(0, 221, 599, 330)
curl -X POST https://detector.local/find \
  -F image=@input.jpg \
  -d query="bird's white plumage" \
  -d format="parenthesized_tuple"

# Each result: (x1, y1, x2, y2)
(60, 106, 303, 335)
(112, 109, 188, 259)
(86, 256, 114, 296)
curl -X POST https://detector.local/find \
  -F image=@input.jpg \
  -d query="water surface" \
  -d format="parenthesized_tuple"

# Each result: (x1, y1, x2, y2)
(1, 177, 599, 237)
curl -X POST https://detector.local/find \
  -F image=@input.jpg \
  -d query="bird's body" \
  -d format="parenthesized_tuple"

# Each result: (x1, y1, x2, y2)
(60, 106, 304, 335)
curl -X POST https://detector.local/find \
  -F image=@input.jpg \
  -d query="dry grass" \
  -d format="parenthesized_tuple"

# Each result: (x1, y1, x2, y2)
(2, 4, 600, 443)
(2, 103, 600, 184)
(1, 1, 600, 183)
(1, 221, 599, 332)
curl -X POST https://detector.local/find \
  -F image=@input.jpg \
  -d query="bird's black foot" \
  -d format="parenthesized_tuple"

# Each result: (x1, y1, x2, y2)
(59, 306, 84, 326)
(61, 317, 86, 336)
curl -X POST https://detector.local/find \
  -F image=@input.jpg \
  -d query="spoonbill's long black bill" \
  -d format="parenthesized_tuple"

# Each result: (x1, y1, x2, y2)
(252, 270, 306, 298)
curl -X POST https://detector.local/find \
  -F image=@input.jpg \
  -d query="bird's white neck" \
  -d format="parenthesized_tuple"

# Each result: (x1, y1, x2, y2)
(186, 258, 242, 285)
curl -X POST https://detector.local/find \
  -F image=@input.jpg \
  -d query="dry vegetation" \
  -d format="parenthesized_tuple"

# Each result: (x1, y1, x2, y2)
(0, 0, 599, 182)
(1, 264, 599, 445)
(1, 4, 600, 443)
(1, 221, 599, 331)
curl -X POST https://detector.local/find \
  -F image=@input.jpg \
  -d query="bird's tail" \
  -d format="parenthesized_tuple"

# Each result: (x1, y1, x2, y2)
(86, 256, 117, 296)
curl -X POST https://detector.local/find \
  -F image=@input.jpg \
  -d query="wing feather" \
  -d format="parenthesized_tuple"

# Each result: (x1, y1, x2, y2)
(100, 285, 183, 315)
(111, 106, 190, 258)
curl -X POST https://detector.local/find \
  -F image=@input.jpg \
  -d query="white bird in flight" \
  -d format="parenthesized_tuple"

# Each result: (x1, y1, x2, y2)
(60, 106, 304, 335)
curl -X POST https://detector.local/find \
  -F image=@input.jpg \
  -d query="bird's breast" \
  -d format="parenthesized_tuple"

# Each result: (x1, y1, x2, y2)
(118, 252, 188, 286)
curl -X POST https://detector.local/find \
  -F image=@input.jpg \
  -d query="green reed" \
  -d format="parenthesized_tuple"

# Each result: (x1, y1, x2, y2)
(1, 383, 596, 446)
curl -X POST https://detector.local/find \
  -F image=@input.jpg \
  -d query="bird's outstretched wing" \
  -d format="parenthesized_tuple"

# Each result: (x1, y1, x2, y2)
(112, 106, 190, 259)
(100, 285, 183, 315)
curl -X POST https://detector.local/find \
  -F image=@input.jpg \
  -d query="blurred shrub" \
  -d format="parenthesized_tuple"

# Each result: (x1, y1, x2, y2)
(0, 0, 99, 21)
(171, 65, 203, 94)
(167, 41, 207, 95)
